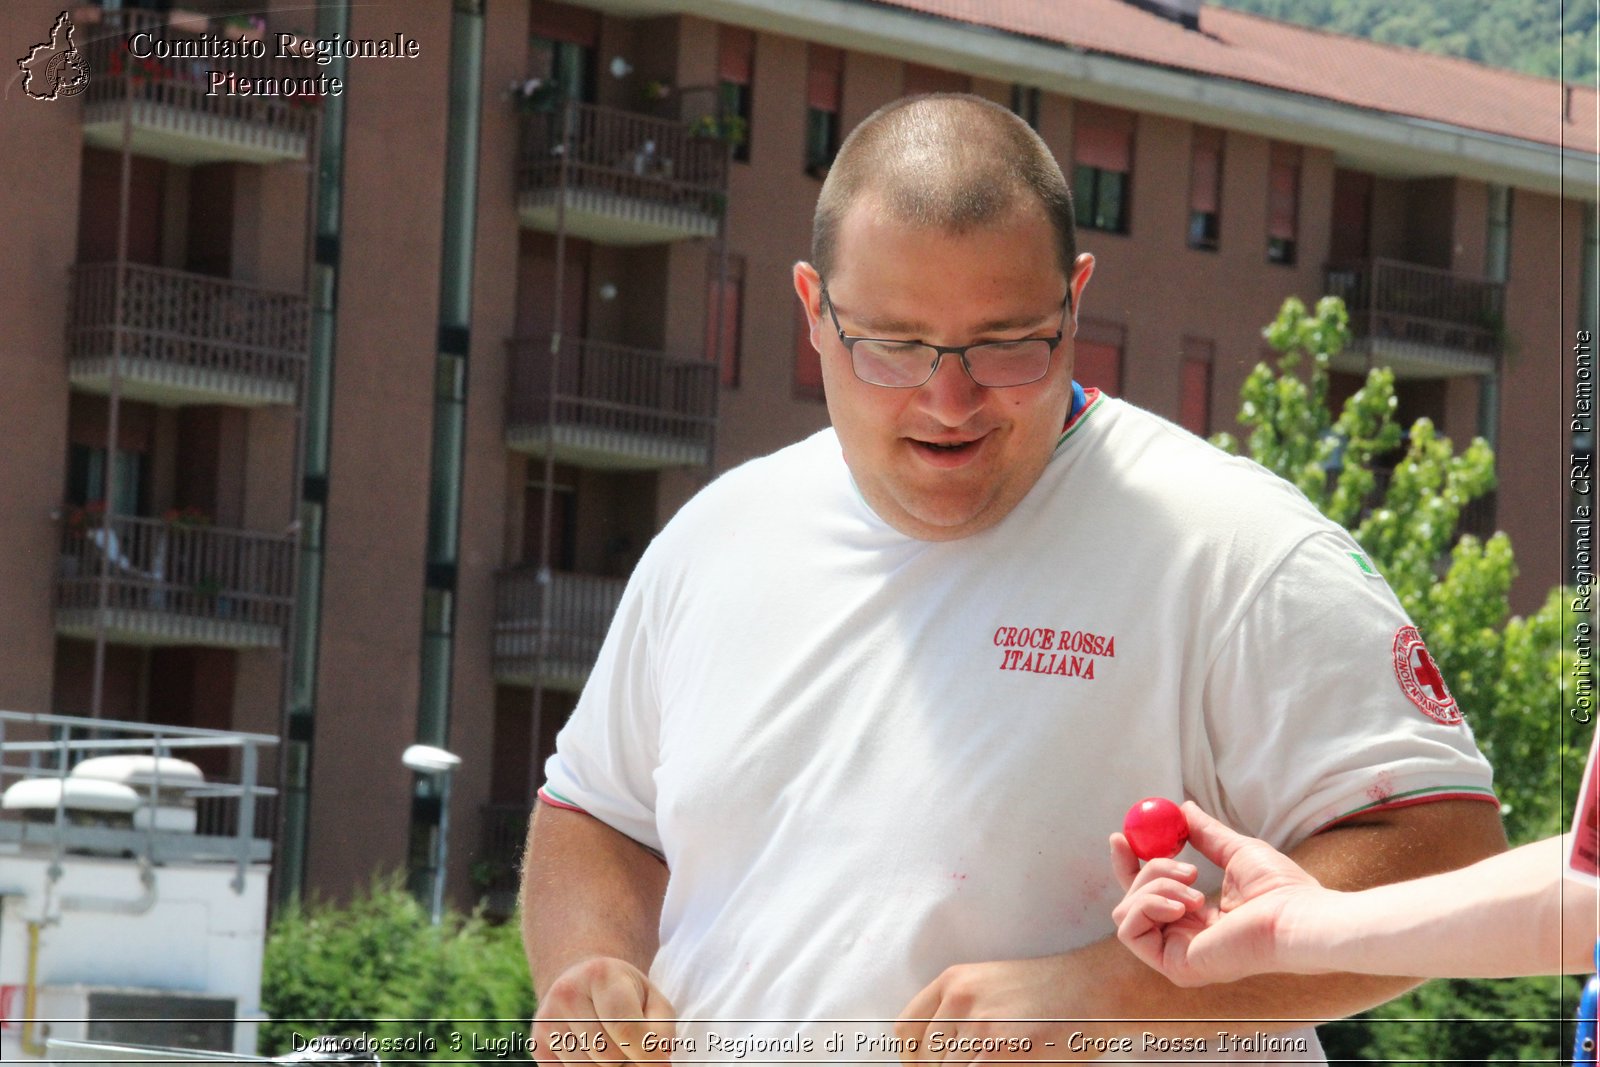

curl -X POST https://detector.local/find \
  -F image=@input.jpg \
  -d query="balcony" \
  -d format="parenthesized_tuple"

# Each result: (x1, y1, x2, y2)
(492, 569, 625, 690)
(517, 101, 728, 245)
(1325, 259, 1506, 378)
(67, 263, 308, 407)
(56, 514, 295, 649)
(80, 9, 317, 165)
(506, 336, 716, 469)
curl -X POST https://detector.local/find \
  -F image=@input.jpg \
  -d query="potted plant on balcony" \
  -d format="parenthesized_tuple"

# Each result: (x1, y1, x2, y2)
(689, 112, 747, 148)
(162, 505, 212, 529)
(64, 499, 107, 533)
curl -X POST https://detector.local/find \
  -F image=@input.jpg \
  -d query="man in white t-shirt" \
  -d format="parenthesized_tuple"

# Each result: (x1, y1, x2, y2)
(519, 94, 1508, 1064)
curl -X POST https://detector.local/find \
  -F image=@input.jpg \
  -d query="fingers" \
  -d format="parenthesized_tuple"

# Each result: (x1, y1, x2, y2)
(591, 977, 676, 1063)
(1108, 832, 1140, 890)
(1180, 800, 1261, 869)
(535, 957, 673, 1065)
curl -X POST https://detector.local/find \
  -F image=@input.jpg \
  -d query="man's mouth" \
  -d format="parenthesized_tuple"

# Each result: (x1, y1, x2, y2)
(909, 434, 987, 466)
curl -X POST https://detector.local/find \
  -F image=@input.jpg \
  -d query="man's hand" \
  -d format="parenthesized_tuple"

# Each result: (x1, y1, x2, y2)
(1109, 801, 1329, 987)
(895, 956, 1106, 1063)
(534, 955, 677, 1065)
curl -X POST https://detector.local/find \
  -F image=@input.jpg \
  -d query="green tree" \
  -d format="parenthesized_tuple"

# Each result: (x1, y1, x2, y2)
(1217, 296, 1581, 1061)
(259, 877, 534, 1061)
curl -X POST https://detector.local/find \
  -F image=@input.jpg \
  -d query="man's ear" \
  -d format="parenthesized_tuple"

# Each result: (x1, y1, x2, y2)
(793, 261, 826, 351)
(1068, 253, 1095, 337)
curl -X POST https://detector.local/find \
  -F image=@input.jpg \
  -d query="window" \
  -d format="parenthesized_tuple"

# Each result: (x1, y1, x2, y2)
(1266, 143, 1301, 265)
(1010, 85, 1040, 130)
(718, 26, 755, 163)
(1178, 338, 1214, 436)
(1073, 105, 1135, 234)
(1486, 184, 1512, 283)
(1073, 320, 1125, 394)
(707, 255, 745, 387)
(1187, 127, 1223, 251)
(527, 1, 599, 104)
(795, 301, 824, 400)
(67, 444, 146, 515)
(804, 45, 843, 178)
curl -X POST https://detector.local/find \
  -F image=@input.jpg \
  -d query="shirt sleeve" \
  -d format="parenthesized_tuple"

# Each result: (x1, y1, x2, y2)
(1198, 529, 1498, 851)
(539, 566, 665, 854)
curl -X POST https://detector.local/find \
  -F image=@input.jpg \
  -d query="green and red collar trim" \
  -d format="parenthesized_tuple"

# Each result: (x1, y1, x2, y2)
(1056, 382, 1105, 449)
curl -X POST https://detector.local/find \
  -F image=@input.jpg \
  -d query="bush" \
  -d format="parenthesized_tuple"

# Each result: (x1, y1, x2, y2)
(259, 876, 534, 1060)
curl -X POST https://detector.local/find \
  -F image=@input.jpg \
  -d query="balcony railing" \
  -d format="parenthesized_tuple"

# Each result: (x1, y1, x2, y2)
(493, 569, 626, 690)
(56, 514, 295, 648)
(1325, 259, 1506, 378)
(68, 263, 308, 406)
(506, 336, 716, 469)
(517, 100, 727, 244)
(80, 8, 317, 165)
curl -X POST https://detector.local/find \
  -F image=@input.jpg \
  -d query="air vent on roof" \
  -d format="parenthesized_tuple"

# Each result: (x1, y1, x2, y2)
(1124, 0, 1201, 31)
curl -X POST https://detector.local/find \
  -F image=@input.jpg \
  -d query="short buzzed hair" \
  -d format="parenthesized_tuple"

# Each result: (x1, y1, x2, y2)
(811, 93, 1076, 287)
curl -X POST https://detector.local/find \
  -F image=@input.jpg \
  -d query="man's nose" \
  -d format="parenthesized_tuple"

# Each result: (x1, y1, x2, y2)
(913, 351, 986, 426)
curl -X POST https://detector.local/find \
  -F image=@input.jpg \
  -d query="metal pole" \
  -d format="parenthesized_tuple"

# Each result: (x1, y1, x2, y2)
(531, 101, 574, 804)
(92, 8, 138, 721)
(431, 769, 453, 925)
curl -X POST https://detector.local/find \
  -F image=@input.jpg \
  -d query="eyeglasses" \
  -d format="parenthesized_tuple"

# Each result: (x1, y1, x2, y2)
(820, 282, 1069, 389)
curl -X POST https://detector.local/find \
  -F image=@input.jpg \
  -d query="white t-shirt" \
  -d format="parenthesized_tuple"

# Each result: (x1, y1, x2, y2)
(542, 393, 1496, 1063)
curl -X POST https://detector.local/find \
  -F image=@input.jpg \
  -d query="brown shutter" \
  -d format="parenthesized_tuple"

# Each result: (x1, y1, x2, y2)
(1074, 340, 1122, 394)
(719, 26, 755, 85)
(1268, 143, 1301, 240)
(528, 1, 599, 46)
(1075, 105, 1135, 173)
(1189, 127, 1222, 214)
(807, 45, 843, 112)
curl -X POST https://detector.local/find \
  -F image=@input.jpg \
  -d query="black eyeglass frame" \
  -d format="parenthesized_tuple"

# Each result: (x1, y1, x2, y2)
(819, 281, 1072, 389)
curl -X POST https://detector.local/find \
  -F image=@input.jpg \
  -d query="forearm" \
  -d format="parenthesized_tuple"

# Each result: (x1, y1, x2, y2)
(1284, 835, 1594, 978)
(520, 800, 669, 995)
(1062, 936, 1418, 1041)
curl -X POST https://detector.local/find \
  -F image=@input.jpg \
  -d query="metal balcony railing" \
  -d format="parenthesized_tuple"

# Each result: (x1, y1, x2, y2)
(1325, 259, 1506, 375)
(80, 8, 317, 164)
(68, 263, 308, 406)
(56, 514, 296, 647)
(492, 569, 626, 689)
(506, 336, 717, 469)
(516, 99, 728, 243)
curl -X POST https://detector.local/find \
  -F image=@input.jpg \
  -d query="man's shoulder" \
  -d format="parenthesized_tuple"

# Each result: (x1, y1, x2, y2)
(660, 427, 842, 533)
(1083, 398, 1337, 538)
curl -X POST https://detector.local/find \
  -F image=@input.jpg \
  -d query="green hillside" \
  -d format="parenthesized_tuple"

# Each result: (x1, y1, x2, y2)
(1209, 0, 1596, 83)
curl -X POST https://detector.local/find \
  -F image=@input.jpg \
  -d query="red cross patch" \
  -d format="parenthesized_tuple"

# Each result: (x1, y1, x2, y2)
(1392, 626, 1462, 725)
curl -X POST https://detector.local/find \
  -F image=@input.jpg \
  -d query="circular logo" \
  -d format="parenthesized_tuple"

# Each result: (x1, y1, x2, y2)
(47, 49, 89, 99)
(1392, 625, 1462, 724)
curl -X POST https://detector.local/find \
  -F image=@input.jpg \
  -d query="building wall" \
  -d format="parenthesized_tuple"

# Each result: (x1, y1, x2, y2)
(1, 1, 81, 716)
(306, 2, 453, 900)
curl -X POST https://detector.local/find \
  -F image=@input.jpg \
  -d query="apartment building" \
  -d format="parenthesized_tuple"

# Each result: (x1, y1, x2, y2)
(2, 0, 1594, 910)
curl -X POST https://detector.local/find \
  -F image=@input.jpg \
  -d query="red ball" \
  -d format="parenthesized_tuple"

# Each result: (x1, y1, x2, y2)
(1123, 797, 1189, 861)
